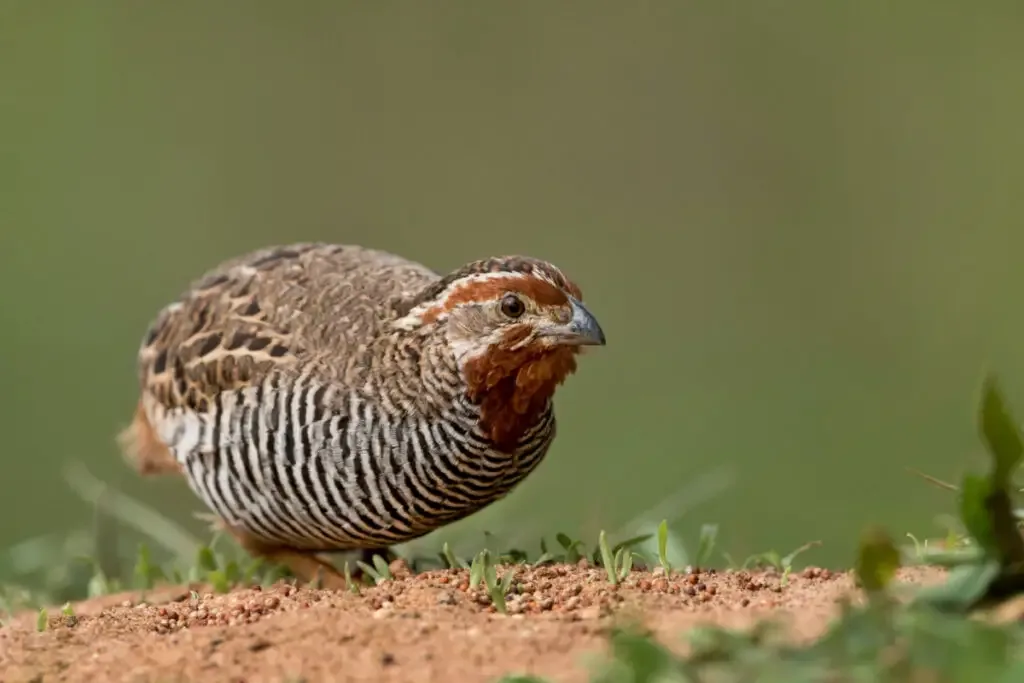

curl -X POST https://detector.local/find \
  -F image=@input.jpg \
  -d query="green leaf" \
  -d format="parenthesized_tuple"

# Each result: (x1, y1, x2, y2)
(911, 546, 986, 568)
(133, 544, 162, 590)
(598, 531, 617, 585)
(854, 526, 900, 593)
(208, 570, 230, 594)
(532, 552, 555, 567)
(195, 545, 218, 573)
(959, 474, 997, 554)
(372, 554, 392, 580)
(223, 559, 242, 585)
(781, 540, 822, 570)
(355, 560, 387, 586)
(500, 567, 517, 595)
(596, 627, 685, 682)
(36, 608, 47, 632)
(618, 550, 634, 581)
(440, 542, 467, 570)
(469, 551, 486, 589)
(502, 548, 528, 564)
(557, 533, 584, 564)
(482, 553, 509, 614)
(86, 568, 111, 598)
(657, 520, 671, 574)
(343, 561, 359, 594)
(483, 560, 497, 592)
(979, 375, 1024, 489)
(743, 550, 781, 570)
(611, 533, 653, 556)
(483, 565, 495, 593)
(695, 524, 719, 567)
(914, 559, 1002, 611)
(612, 547, 625, 581)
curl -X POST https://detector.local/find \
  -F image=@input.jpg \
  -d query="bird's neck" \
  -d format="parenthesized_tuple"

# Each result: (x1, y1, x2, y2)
(371, 326, 574, 452)
(460, 344, 578, 452)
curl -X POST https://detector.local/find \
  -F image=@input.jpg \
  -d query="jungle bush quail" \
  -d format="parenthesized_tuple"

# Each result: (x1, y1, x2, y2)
(118, 242, 605, 588)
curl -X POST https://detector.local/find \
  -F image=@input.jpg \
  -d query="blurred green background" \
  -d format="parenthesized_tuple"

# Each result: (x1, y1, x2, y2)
(3, 2, 1024, 587)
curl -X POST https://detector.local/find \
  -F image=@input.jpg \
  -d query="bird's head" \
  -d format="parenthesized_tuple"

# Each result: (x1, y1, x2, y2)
(395, 256, 605, 448)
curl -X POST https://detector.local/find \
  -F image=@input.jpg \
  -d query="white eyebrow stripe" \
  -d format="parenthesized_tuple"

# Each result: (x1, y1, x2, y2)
(393, 272, 535, 328)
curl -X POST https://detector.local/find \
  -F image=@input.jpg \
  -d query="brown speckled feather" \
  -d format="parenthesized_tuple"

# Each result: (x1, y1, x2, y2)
(138, 243, 439, 407)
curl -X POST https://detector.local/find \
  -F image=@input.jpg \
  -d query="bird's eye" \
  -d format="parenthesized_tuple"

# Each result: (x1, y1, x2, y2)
(499, 294, 525, 319)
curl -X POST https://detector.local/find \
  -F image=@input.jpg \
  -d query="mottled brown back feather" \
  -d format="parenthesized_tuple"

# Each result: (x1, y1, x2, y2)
(134, 243, 440, 408)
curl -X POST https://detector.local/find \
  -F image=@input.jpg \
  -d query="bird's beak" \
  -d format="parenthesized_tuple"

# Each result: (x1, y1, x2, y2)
(547, 297, 606, 347)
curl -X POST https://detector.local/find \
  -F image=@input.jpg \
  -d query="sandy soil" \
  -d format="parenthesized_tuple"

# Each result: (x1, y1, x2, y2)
(0, 562, 948, 683)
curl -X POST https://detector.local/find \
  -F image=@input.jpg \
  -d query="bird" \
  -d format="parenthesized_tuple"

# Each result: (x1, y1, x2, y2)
(117, 242, 605, 589)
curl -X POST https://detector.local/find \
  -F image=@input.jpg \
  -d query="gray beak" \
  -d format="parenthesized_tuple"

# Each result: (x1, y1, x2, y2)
(561, 297, 606, 346)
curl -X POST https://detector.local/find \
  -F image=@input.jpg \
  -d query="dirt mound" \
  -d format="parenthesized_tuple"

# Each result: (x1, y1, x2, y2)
(0, 564, 947, 683)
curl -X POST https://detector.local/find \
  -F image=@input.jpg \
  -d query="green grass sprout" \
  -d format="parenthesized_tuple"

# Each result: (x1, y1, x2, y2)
(469, 550, 487, 589)
(598, 531, 617, 584)
(555, 533, 586, 564)
(355, 554, 392, 586)
(656, 520, 672, 575)
(441, 542, 467, 569)
(694, 523, 719, 568)
(343, 562, 359, 594)
(482, 553, 516, 614)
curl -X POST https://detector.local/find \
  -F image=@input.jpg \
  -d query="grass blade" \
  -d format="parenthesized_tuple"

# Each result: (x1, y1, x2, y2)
(343, 561, 359, 594)
(695, 524, 719, 568)
(599, 531, 617, 585)
(979, 375, 1024, 489)
(469, 551, 486, 589)
(657, 520, 672, 575)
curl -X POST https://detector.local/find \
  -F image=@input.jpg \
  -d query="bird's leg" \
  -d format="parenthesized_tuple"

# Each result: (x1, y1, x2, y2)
(216, 521, 350, 591)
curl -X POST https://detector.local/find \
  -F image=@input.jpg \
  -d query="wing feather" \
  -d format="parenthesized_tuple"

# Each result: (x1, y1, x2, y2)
(119, 242, 440, 475)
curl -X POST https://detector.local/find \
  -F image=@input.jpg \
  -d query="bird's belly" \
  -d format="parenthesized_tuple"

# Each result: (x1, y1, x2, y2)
(179, 435, 553, 552)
